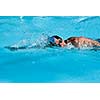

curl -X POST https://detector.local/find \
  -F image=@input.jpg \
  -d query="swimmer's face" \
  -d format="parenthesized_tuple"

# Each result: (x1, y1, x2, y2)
(54, 38, 61, 45)
(59, 40, 67, 47)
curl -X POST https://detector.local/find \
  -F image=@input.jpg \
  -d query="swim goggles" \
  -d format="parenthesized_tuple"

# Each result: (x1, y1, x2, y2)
(48, 36, 62, 46)
(48, 36, 55, 44)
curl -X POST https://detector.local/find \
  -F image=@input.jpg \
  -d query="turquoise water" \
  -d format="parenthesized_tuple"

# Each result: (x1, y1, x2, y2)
(0, 16, 100, 82)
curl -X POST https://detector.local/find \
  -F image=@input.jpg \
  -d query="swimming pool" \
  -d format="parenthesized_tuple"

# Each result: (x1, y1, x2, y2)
(0, 16, 100, 82)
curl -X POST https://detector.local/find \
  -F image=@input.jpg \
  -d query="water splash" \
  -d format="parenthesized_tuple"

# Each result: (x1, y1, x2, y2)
(5, 34, 49, 51)
(30, 34, 49, 48)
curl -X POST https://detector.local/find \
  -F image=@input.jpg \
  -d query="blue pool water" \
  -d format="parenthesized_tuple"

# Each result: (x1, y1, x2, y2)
(0, 16, 100, 82)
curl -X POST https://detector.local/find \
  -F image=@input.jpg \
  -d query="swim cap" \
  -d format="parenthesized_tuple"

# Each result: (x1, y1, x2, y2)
(48, 36, 55, 44)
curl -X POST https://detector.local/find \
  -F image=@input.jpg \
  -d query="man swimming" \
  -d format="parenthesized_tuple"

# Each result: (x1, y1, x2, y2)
(5, 35, 63, 51)
(5, 35, 100, 50)
(60, 36, 100, 49)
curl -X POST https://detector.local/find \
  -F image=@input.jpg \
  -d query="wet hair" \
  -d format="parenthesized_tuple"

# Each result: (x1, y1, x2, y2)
(52, 35, 62, 40)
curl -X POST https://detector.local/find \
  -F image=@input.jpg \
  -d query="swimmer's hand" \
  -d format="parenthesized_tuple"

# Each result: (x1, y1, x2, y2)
(4, 46, 27, 51)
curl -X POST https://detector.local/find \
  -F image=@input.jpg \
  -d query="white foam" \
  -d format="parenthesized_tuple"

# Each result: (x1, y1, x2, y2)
(65, 42, 75, 49)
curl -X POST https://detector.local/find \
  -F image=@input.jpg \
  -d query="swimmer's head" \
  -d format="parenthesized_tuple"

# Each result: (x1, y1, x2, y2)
(48, 35, 63, 46)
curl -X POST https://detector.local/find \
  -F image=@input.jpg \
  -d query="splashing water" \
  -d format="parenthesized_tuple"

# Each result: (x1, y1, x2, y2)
(6, 34, 50, 50)
(0, 16, 100, 82)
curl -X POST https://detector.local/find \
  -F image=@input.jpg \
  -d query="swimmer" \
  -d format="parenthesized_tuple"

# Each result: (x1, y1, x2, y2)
(5, 35, 63, 51)
(60, 36, 100, 48)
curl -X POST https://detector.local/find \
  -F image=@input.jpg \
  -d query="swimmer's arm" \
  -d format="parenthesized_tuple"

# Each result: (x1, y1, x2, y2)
(92, 41, 100, 46)
(4, 46, 28, 51)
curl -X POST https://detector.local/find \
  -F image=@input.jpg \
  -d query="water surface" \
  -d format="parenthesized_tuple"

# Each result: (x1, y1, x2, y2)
(0, 16, 100, 82)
